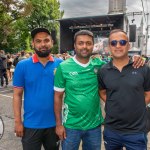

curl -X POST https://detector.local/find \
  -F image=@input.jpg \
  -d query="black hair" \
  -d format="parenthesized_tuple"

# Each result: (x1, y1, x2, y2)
(74, 30, 94, 43)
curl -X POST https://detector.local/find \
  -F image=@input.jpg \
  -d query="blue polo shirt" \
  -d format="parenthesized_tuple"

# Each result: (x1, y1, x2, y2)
(13, 54, 63, 128)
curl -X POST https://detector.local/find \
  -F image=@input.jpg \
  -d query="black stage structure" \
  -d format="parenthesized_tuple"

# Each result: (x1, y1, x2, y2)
(59, 14, 127, 53)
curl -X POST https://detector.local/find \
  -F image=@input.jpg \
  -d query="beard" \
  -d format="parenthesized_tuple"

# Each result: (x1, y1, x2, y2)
(34, 48, 51, 57)
(75, 49, 92, 59)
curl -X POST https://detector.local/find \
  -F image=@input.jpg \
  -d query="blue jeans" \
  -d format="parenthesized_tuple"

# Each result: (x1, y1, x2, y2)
(62, 125, 101, 150)
(103, 127, 147, 150)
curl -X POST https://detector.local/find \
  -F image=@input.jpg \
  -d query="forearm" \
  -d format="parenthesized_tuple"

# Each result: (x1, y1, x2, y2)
(145, 97, 150, 105)
(55, 103, 62, 126)
(99, 89, 106, 102)
(54, 92, 63, 126)
(145, 91, 150, 105)
(101, 95, 106, 102)
(13, 98, 22, 123)
(13, 89, 23, 123)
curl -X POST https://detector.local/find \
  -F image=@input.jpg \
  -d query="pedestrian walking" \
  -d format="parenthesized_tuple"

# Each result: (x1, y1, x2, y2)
(0, 50, 8, 88)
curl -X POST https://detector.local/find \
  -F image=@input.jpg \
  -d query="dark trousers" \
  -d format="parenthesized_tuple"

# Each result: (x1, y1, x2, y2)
(0, 69, 8, 86)
(22, 127, 60, 150)
(103, 127, 147, 150)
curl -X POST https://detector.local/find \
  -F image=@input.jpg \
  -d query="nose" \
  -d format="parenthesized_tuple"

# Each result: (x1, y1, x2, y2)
(116, 42, 121, 47)
(82, 43, 87, 48)
(41, 41, 45, 45)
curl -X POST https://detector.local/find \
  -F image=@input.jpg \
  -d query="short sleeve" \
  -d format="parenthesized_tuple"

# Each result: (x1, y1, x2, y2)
(13, 62, 25, 88)
(54, 65, 65, 92)
(97, 67, 106, 90)
(143, 65, 150, 91)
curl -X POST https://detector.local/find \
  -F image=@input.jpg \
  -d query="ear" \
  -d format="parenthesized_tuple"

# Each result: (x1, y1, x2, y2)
(127, 43, 131, 51)
(51, 39, 54, 48)
(31, 41, 34, 49)
(51, 39, 55, 48)
(74, 43, 77, 54)
(74, 43, 76, 49)
(107, 45, 111, 53)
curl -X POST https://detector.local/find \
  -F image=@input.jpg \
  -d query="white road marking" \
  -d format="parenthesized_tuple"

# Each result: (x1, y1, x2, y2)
(0, 94, 13, 98)
(0, 94, 24, 100)
(0, 89, 13, 93)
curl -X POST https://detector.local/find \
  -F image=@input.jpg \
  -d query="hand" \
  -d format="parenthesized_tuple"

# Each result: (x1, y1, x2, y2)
(15, 122, 24, 137)
(56, 125, 66, 140)
(132, 55, 145, 68)
(91, 54, 102, 59)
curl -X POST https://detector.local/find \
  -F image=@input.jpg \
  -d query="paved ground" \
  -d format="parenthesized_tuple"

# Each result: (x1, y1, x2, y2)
(0, 84, 22, 150)
(0, 83, 150, 150)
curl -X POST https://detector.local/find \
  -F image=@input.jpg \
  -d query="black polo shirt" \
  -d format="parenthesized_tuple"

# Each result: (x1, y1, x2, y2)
(98, 59, 150, 133)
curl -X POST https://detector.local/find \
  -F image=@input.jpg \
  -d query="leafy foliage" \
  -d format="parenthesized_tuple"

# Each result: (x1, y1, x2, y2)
(0, 0, 64, 53)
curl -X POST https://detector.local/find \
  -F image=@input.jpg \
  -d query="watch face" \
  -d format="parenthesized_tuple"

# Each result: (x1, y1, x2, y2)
(0, 116, 4, 140)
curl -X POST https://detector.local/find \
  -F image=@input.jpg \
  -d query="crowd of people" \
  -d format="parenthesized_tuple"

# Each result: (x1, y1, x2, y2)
(0, 48, 72, 88)
(0, 48, 121, 90)
(0, 50, 29, 88)
(0, 27, 149, 150)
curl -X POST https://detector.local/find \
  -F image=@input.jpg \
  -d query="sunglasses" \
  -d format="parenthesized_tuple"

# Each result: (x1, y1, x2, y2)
(110, 40, 128, 47)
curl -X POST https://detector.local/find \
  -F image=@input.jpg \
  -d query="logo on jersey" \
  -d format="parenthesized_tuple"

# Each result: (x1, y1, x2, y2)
(94, 68, 98, 74)
(53, 68, 57, 75)
(132, 71, 138, 75)
(69, 71, 78, 76)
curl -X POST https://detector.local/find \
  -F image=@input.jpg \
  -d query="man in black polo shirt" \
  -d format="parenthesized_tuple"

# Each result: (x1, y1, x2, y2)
(98, 29, 150, 150)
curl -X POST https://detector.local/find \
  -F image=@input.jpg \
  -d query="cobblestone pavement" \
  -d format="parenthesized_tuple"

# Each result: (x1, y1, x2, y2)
(0, 85, 150, 150)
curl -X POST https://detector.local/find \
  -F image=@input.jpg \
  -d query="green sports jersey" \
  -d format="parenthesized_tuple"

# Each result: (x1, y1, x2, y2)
(54, 56, 106, 130)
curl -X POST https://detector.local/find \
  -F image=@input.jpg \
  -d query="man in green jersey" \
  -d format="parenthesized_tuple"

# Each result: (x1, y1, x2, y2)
(54, 30, 144, 150)
(54, 30, 104, 150)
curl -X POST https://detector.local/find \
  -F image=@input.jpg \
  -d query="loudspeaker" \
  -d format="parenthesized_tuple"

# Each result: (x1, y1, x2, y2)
(129, 25, 136, 42)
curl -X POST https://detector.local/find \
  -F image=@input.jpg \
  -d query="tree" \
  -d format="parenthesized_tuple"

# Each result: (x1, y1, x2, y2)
(0, 0, 31, 52)
(0, 0, 63, 53)
(24, 0, 64, 53)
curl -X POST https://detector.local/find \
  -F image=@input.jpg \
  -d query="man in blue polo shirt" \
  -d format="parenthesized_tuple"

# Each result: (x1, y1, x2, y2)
(13, 27, 62, 150)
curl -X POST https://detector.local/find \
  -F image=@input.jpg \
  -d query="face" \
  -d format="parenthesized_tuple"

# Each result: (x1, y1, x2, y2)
(74, 35, 94, 59)
(109, 32, 130, 59)
(32, 32, 53, 57)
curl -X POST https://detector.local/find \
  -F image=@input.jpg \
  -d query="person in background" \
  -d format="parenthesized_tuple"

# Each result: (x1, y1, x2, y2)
(18, 50, 26, 61)
(13, 53, 20, 67)
(7, 54, 13, 81)
(0, 50, 8, 88)
(13, 27, 63, 150)
(25, 53, 30, 58)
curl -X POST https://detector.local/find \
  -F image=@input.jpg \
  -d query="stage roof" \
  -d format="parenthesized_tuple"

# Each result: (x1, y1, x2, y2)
(59, 14, 124, 27)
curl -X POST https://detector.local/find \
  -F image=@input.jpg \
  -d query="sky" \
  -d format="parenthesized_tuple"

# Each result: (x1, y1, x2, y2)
(59, 0, 150, 26)
(59, 0, 150, 54)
